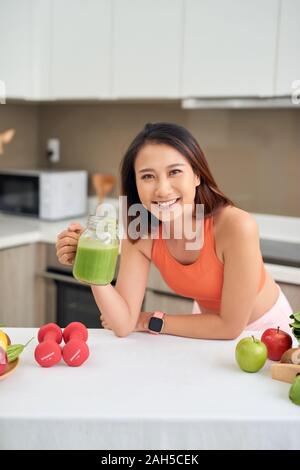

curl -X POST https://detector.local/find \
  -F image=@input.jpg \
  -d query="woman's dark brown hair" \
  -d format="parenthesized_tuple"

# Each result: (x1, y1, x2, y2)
(119, 122, 234, 243)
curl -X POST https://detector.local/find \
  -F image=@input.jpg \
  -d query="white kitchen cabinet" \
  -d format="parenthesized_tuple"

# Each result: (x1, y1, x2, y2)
(0, 0, 52, 101)
(30, 0, 52, 100)
(0, 0, 33, 99)
(275, 0, 300, 96)
(112, 0, 183, 98)
(1, 0, 297, 101)
(50, 0, 112, 99)
(182, 0, 279, 97)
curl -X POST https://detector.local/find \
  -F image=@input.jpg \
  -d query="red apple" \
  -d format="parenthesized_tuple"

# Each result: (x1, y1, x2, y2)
(0, 346, 8, 375)
(261, 326, 293, 361)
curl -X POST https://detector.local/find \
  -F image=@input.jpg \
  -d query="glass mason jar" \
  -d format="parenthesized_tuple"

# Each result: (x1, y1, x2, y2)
(73, 215, 119, 285)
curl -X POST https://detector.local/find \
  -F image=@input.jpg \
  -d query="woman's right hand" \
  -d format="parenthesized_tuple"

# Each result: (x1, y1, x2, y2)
(56, 222, 85, 266)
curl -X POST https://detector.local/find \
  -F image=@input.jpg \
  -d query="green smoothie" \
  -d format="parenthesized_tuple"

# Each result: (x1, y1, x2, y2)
(73, 237, 119, 285)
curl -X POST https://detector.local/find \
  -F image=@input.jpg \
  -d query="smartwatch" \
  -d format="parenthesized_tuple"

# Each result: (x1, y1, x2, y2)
(148, 311, 165, 335)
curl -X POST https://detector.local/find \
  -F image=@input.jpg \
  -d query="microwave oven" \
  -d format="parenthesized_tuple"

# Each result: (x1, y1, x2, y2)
(0, 169, 88, 220)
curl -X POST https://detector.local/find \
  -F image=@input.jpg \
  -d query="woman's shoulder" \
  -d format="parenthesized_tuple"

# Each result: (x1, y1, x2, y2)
(215, 205, 259, 240)
(128, 236, 154, 262)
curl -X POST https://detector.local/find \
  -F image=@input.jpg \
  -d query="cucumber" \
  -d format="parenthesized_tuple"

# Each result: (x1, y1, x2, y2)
(6, 337, 33, 363)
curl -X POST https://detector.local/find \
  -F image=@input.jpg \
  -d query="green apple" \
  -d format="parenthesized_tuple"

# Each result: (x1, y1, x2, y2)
(289, 374, 300, 406)
(235, 336, 267, 373)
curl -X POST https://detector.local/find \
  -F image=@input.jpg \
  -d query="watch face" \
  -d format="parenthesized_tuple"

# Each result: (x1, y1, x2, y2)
(149, 317, 163, 333)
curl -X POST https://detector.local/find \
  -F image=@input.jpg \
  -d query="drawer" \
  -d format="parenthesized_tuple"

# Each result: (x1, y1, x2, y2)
(144, 289, 193, 315)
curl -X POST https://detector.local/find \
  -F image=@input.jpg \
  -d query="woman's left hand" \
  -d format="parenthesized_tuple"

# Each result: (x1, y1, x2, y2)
(100, 311, 152, 333)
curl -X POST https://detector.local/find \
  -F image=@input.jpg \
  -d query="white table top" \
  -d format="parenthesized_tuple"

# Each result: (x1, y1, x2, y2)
(1, 328, 299, 450)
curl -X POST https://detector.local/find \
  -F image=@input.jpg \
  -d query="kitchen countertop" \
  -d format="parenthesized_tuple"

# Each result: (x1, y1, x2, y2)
(0, 196, 102, 249)
(0, 212, 88, 248)
(1, 327, 299, 450)
(0, 205, 300, 284)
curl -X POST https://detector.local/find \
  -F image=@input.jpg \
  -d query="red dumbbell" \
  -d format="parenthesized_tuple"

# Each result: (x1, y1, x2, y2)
(34, 323, 63, 367)
(62, 322, 89, 367)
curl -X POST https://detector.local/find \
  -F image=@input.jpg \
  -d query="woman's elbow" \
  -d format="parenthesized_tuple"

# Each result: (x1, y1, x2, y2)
(113, 327, 132, 338)
(225, 326, 243, 340)
(225, 332, 240, 340)
(114, 317, 138, 338)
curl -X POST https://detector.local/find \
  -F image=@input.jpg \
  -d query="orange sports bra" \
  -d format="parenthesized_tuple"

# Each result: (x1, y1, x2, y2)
(151, 215, 266, 311)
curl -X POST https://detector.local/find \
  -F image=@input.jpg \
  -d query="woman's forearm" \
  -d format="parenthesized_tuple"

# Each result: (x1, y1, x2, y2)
(91, 284, 131, 337)
(162, 313, 240, 340)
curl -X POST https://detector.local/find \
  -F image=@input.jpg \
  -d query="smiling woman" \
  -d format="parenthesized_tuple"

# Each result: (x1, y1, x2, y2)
(56, 122, 293, 340)
(120, 122, 233, 243)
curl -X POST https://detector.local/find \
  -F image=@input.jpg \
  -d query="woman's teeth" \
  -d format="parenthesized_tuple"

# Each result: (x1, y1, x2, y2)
(154, 198, 179, 208)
